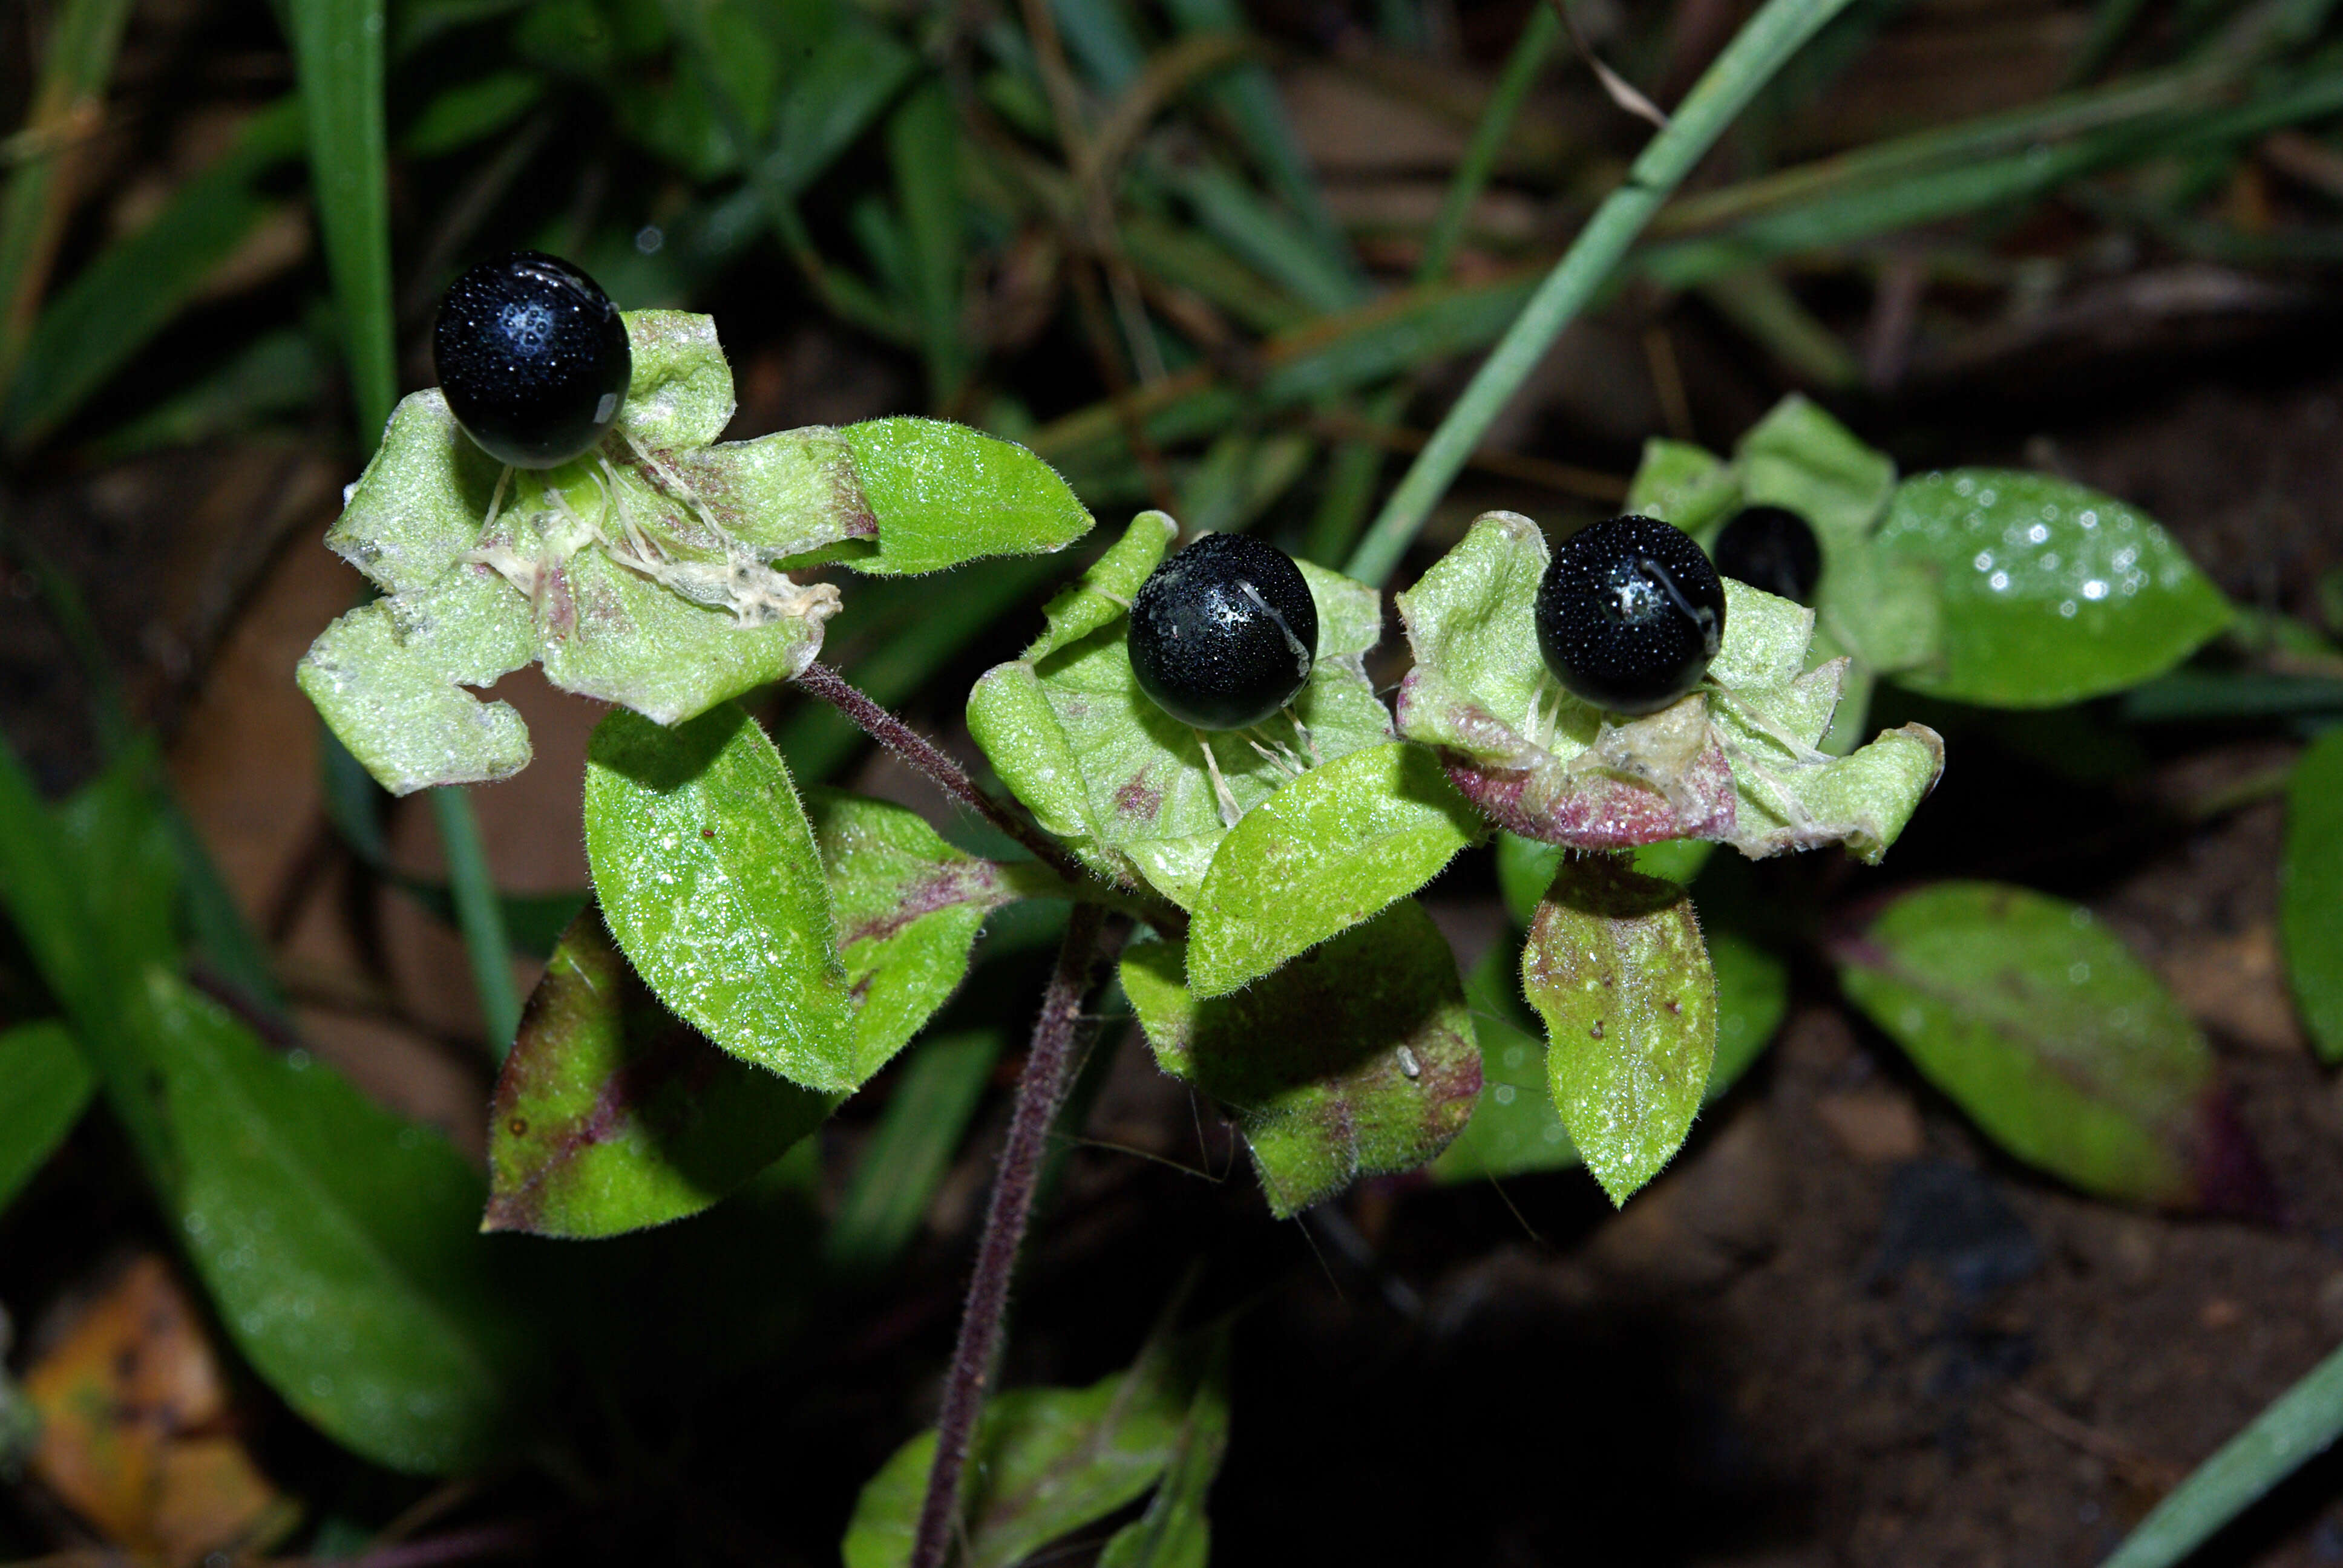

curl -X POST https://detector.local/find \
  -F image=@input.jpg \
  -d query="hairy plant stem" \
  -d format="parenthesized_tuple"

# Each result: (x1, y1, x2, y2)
(793, 659, 1186, 933)
(909, 901, 1110, 1568)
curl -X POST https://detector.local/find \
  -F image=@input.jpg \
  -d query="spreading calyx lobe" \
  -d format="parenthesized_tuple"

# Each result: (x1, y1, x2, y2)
(1535, 514, 1726, 716)
(1129, 534, 1320, 730)
(432, 250, 632, 469)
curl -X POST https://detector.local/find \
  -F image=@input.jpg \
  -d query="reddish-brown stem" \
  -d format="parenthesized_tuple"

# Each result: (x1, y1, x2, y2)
(795, 661, 1090, 883)
(908, 901, 1108, 1568)
(791, 660, 1185, 935)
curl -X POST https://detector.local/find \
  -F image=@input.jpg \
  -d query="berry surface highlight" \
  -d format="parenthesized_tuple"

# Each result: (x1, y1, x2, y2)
(432, 251, 632, 469)
(1535, 514, 1725, 716)
(1128, 534, 1319, 731)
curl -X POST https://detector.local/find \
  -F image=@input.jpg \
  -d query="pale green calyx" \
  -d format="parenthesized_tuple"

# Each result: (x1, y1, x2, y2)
(1395, 510, 1943, 864)
(299, 310, 1094, 795)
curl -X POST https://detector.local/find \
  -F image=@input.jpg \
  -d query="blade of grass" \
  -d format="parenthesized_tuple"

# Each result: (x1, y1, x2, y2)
(428, 787, 521, 1059)
(1344, 0, 1865, 587)
(0, 0, 136, 390)
(1159, 0, 1357, 282)
(1419, 2, 1562, 286)
(286, 0, 396, 438)
(824, 1030, 1004, 1277)
(2099, 1339, 2343, 1568)
(1308, 0, 1561, 566)
(888, 83, 971, 409)
(5, 98, 306, 448)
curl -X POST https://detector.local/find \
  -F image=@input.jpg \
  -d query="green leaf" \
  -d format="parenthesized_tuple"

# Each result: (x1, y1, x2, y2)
(1875, 469, 2233, 707)
(0, 1021, 93, 1214)
(1521, 854, 1717, 1206)
(1429, 943, 1577, 1181)
(1121, 900, 1480, 1216)
(1734, 394, 1894, 549)
(838, 417, 1094, 575)
(1025, 511, 1177, 662)
(1837, 881, 2249, 1210)
(808, 788, 1047, 1071)
(970, 552, 1392, 907)
(301, 312, 863, 792)
(823, 1029, 1001, 1276)
(1623, 437, 1739, 535)
(2283, 729, 2343, 1063)
(843, 1327, 1222, 1568)
(2099, 1338, 2343, 1568)
(1097, 1330, 1232, 1568)
(1435, 913, 1783, 1185)
(288, 0, 397, 437)
(148, 969, 532, 1473)
(1188, 742, 1479, 996)
(1394, 512, 1943, 862)
(583, 703, 860, 1091)
(400, 70, 543, 157)
(1497, 831, 1715, 926)
(485, 907, 833, 1238)
(58, 752, 182, 971)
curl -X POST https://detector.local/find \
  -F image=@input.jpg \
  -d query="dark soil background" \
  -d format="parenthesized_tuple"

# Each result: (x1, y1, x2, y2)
(8, 0, 2343, 1563)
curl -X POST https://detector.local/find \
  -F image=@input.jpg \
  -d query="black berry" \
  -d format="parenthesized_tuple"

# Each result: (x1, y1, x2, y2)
(1536, 515, 1725, 716)
(1129, 534, 1319, 731)
(431, 251, 631, 469)
(1712, 504, 1822, 604)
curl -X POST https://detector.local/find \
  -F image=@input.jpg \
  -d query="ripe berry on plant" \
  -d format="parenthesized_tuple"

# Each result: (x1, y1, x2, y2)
(1535, 514, 1726, 716)
(432, 251, 632, 469)
(1712, 504, 1822, 604)
(1128, 534, 1319, 731)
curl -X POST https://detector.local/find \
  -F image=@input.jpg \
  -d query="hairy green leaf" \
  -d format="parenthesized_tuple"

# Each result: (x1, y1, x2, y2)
(1838, 881, 2261, 1212)
(808, 788, 1052, 1070)
(1395, 511, 1942, 861)
(1435, 914, 1783, 1184)
(1522, 854, 1717, 1205)
(840, 416, 1093, 575)
(2283, 729, 2343, 1063)
(584, 704, 859, 1091)
(1026, 510, 1177, 662)
(0, 1021, 92, 1214)
(1188, 742, 1479, 995)
(970, 549, 1392, 907)
(1876, 469, 2232, 707)
(1497, 831, 1716, 926)
(149, 970, 533, 1473)
(1623, 437, 1738, 535)
(485, 909, 833, 1238)
(1122, 900, 1479, 1216)
(843, 1328, 1223, 1568)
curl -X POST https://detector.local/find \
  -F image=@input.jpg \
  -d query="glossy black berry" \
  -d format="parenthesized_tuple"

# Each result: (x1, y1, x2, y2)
(1535, 514, 1725, 716)
(431, 251, 631, 469)
(1129, 534, 1319, 731)
(1711, 504, 1823, 604)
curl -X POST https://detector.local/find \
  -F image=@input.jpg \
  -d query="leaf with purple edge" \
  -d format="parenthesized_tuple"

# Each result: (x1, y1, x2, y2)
(1120, 900, 1480, 1217)
(485, 908, 834, 1239)
(1522, 854, 1717, 1206)
(808, 788, 1067, 1073)
(1835, 881, 2275, 1217)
